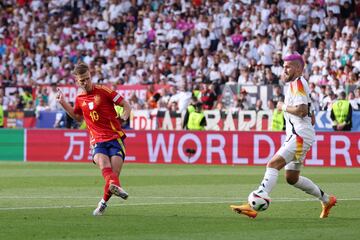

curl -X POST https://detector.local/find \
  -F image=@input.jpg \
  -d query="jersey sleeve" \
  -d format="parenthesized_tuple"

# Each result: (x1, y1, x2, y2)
(98, 85, 124, 105)
(74, 98, 83, 115)
(290, 78, 310, 106)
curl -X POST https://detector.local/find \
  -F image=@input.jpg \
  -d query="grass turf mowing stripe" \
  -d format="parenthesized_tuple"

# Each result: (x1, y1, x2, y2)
(0, 197, 358, 211)
(0, 163, 359, 240)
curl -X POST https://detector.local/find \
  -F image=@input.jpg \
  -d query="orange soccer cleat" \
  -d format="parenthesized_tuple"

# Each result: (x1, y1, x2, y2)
(320, 195, 337, 218)
(230, 204, 258, 219)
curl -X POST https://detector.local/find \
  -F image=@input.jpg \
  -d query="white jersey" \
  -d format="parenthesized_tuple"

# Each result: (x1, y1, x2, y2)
(284, 76, 315, 142)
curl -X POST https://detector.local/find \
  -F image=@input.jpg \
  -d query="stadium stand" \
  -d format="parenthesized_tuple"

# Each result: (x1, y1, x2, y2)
(0, 0, 359, 125)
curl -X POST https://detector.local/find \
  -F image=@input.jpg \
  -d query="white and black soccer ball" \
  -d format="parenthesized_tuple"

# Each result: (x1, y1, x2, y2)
(248, 189, 271, 211)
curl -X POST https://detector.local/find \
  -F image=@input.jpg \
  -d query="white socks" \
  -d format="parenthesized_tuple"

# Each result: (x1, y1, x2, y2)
(257, 168, 329, 203)
(293, 176, 329, 203)
(258, 168, 279, 194)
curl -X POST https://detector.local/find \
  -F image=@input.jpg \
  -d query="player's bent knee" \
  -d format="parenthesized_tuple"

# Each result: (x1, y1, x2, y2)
(267, 155, 286, 170)
(93, 153, 112, 169)
(285, 170, 300, 185)
(286, 177, 298, 185)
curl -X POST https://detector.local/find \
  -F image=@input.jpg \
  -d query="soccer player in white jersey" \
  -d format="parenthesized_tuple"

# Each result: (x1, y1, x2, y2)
(230, 53, 337, 218)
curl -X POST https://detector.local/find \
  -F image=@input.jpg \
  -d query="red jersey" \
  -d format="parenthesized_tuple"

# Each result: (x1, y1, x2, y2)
(74, 85, 126, 145)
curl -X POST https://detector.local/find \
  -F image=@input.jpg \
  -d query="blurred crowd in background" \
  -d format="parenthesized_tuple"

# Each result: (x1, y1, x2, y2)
(0, 0, 360, 118)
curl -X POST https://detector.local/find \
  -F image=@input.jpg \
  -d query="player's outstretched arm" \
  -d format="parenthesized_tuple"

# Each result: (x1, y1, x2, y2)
(311, 110, 315, 125)
(118, 99, 132, 121)
(56, 88, 83, 122)
(277, 102, 308, 118)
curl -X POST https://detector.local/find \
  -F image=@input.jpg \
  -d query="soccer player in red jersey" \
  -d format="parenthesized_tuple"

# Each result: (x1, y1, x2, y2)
(56, 62, 132, 216)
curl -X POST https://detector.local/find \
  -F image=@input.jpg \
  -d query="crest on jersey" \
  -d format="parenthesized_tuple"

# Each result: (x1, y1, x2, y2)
(94, 95, 101, 105)
(88, 102, 94, 110)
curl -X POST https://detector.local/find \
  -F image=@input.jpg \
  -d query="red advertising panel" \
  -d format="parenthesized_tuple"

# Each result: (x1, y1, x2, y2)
(26, 130, 360, 167)
(27, 130, 92, 162)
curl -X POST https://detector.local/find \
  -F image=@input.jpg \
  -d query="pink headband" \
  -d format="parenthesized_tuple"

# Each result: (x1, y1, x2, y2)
(283, 54, 304, 66)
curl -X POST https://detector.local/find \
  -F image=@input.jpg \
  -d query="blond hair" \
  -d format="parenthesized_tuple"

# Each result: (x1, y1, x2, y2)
(73, 62, 89, 76)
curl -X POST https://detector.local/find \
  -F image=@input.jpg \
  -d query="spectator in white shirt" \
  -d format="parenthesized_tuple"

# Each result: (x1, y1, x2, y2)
(221, 10, 232, 34)
(258, 36, 275, 66)
(323, 10, 338, 31)
(209, 63, 223, 83)
(311, 17, 326, 34)
(313, 50, 327, 69)
(342, 19, 355, 36)
(332, 78, 345, 96)
(198, 29, 211, 50)
(322, 87, 337, 111)
(219, 55, 236, 78)
(349, 87, 360, 110)
(35, 97, 50, 118)
(310, 3, 326, 20)
(166, 21, 183, 42)
(309, 66, 323, 85)
(134, 20, 147, 44)
(237, 67, 253, 85)
(326, 0, 341, 15)
(96, 16, 110, 38)
(108, 0, 122, 22)
(167, 85, 192, 113)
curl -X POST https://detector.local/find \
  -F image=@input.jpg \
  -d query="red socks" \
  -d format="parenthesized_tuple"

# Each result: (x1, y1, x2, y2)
(101, 167, 121, 202)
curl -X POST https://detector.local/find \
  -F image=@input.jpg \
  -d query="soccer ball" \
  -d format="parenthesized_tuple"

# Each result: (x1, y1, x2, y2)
(248, 189, 271, 211)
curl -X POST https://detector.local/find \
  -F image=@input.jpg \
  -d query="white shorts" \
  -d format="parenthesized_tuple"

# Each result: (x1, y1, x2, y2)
(284, 161, 302, 171)
(276, 134, 312, 171)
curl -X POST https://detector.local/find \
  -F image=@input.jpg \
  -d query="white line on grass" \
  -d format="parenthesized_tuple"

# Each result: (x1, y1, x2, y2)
(0, 198, 359, 211)
(2, 196, 358, 200)
(0, 196, 328, 200)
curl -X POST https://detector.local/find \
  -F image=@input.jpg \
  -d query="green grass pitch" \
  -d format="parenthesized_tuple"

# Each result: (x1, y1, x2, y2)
(0, 162, 359, 240)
